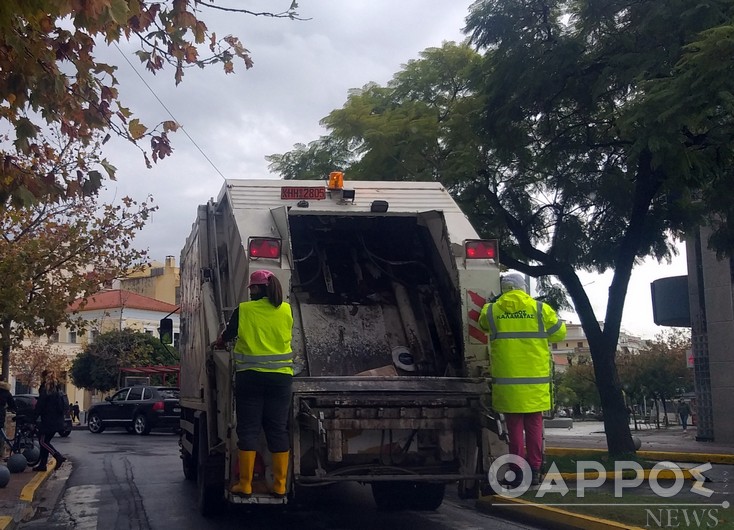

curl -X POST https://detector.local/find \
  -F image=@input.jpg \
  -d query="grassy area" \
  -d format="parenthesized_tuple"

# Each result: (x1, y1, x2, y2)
(510, 490, 734, 529)
(545, 452, 658, 474)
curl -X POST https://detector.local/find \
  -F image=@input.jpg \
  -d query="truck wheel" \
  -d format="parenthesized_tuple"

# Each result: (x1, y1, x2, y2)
(182, 450, 197, 481)
(410, 483, 445, 511)
(197, 419, 225, 517)
(371, 483, 412, 510)
(371, 482, 445, 511)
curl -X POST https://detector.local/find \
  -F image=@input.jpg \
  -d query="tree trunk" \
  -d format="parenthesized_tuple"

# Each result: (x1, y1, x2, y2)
(0, 320, 11, 382)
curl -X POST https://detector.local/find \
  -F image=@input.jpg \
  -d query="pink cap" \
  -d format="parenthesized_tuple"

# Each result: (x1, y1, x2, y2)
(248, 269, 273, 287)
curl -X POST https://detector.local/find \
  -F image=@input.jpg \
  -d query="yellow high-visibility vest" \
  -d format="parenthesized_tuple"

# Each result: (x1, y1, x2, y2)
(478, 290, 566, 413)
(233, 298, 294, 375)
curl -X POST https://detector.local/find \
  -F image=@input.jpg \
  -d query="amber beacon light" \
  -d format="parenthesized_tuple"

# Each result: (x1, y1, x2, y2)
(328, 171, 344, 190)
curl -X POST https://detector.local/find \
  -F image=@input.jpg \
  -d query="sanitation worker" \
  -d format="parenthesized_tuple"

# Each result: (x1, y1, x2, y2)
(213, 270, 294, 498)
(479, 273, 566, 487)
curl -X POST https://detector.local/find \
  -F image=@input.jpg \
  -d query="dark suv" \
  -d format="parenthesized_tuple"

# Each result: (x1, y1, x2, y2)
(13, 393, 73, 437)
(86, 386, 180, 435)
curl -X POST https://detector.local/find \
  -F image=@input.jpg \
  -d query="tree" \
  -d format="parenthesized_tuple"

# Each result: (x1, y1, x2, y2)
(619, 330, 693, 428)
(10, 339, 69, 390)
(557, 363, 601, 415)
(268, 3, 734, 454)
(0, 0, 300, 206)
(69, 329, 178, 392)
(0, 194, 155, 380)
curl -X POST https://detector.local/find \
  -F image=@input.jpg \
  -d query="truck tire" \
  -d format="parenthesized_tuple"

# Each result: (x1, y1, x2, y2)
(182, 450, 197, 481)
(410, 483, 445, 511)
(197, 418, 225, 517)
(371, 482, 446, 511)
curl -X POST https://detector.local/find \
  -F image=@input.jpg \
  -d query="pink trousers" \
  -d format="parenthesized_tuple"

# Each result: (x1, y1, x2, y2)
(504, 412, 544, 471)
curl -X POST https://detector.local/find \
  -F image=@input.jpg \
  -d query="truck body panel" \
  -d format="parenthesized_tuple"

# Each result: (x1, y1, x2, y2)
(178, 179, 505, 513)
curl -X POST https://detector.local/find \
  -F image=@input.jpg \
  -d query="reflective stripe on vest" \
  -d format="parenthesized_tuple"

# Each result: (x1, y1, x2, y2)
(487, 301, 547, 340)
(234, 351, 294, 371)
(494, 376, 552, 385)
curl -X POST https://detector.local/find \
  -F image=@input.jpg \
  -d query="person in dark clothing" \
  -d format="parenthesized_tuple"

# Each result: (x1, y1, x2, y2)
(0, 381, 16, 430)
(33, 373, 67, 472)
(72, 402, 80, 423)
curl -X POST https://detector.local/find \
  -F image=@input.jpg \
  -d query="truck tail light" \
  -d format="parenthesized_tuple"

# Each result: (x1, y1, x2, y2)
(152, 401, 164, 412)
(248, 238, 281, 259)
(465, 239, 498, 260)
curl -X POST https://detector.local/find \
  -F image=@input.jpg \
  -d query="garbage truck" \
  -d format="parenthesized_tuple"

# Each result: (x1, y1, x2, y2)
(175, 175, 506, 515)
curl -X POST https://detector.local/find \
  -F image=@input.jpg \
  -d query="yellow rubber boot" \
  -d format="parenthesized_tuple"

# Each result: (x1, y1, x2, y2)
(271, 451, 290, 497)
(231, 450, 256, 496)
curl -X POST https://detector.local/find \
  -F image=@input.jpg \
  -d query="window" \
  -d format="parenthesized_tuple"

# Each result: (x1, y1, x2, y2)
(69, 331, 77, 344)
(577, 342, 583, 348)
(174, 332, 180, 349)
(552, 343, 558, 350)
(128, 387, 143, 400)
(111, 389, 129, 402)
(90, 329, 99, 343)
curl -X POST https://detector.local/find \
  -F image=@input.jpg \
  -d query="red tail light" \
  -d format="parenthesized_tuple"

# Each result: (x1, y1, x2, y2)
(465, 239, 498, 260)
(248, 237, 281, 259)
(152, 401, 164, 412)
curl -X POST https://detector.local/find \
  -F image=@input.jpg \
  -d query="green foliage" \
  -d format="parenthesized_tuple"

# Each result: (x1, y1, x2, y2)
(267, 2, 734, 454)
(557, 363, 601, 411)
(69, 329, 179, 392)
(0, 1, 299, 206)
(0, 195, 155, 379)
(618, 329, 693, 406)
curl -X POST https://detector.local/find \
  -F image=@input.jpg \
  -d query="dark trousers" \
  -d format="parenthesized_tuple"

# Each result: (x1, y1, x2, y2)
(235, 370, 292, 453)
(38, 430, 61, 466)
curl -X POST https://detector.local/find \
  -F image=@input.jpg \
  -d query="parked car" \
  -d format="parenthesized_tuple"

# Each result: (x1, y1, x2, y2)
(13, 393, 73, 437)
(86, 386, 180, 435)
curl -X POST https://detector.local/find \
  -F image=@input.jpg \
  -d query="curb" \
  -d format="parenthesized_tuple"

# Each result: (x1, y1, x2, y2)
(477, 495, 646, 530)
(0, 457, 57, 530)
(546, 447, 734, 465)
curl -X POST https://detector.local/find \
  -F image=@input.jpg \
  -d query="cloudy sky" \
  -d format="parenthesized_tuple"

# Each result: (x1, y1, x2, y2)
(97, 0, 687, 338)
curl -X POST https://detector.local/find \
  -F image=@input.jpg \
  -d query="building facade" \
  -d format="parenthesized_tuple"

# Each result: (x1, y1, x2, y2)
(686, 226, 734, 443)
(118, 255, 180, 305)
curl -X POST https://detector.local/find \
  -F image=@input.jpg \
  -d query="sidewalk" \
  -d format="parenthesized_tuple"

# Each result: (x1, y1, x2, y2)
(477, 420, 734, 529)
(0, 422, 85, 529)
(0, 456, 63, 530)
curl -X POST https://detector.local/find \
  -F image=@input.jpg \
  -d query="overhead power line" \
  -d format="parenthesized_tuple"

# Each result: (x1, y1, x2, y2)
(114, 43, 227, 181)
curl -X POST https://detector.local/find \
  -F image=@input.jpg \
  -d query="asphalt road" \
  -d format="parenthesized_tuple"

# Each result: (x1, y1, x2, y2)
(18, 429, 539, 530)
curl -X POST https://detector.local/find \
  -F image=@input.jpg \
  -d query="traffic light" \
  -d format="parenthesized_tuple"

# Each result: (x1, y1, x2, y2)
(159, 318, 173, 345)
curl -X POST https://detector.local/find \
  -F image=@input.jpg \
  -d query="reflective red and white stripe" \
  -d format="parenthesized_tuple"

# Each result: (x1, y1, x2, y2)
(467, 290, 488, 344)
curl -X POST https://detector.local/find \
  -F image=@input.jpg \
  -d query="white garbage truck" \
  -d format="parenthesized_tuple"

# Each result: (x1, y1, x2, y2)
(175, 176, 506, 515)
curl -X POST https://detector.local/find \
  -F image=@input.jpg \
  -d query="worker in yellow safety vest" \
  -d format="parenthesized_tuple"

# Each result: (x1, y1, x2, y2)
(479, 273, 566, 486)
(214, 269, 294, 498)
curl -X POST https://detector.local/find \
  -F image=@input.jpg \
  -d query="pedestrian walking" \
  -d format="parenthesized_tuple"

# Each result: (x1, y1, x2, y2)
(677, 399, 691, 432)
(72, 401, 80, 423)
(33, 373, 67, 471)
(479, 273, 567, 487)
(213, 270, 294, 498)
